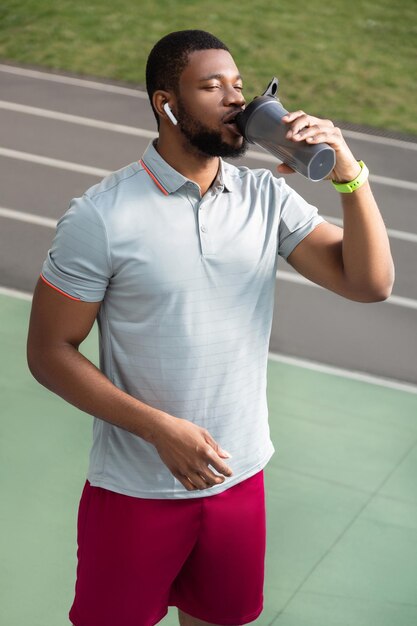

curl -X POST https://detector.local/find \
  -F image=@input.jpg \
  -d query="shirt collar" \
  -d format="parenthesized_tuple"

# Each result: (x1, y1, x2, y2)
(218, 159, 237, 193)
(140, 141, 188, 195)
(141, 141, 237, 196)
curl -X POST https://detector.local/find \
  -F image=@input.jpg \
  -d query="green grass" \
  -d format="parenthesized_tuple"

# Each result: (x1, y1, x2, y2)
(1, 0, 416, 135)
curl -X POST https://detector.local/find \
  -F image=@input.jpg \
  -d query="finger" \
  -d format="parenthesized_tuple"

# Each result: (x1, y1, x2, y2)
(285, 116, 334, 140)
(284, 112, 311, 138)
(201, 467, 226, 486)
(172, 470, 198, 491)
(305, 130, 329, 143)
(180, 476, 198, 491)
(303, 126, 345, 149)
(202, 444, 233, 477)
(206, 452, 233, 478)
(186, 471, 212, 490)
(203, 431, 232, 459)
(289, 124, 342, 150)
(199, 433, 233, 477)
(277, 163, 296, 174)
(288, 122, 319, 141)
(218, 447, 232, 459)
(186, 462, 226, 488)
(281, 109, 307, 124)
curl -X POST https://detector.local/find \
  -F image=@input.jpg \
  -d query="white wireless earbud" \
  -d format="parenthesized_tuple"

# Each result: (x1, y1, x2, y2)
(163, 102, 178, 126)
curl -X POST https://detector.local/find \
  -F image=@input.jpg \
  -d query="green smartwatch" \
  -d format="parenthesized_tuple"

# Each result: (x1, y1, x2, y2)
(332, 160, 369, 193)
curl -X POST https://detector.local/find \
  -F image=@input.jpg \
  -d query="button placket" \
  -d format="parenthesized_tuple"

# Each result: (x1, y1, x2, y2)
(197, 197, 213, 256)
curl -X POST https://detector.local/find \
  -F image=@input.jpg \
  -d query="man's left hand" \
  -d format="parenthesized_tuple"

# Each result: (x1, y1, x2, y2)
(278, 110, 361, 183)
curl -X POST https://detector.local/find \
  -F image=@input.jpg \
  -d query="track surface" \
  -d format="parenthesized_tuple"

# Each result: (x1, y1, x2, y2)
(1, 64, 417, 626)
(0, 64, 416, 383)
(2, 294, 417, 626)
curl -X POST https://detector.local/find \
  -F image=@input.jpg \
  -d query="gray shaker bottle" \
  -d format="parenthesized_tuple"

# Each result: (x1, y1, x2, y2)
(235, 78, 336, 181)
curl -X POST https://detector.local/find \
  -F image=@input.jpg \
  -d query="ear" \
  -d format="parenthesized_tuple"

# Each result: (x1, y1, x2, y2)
(153, 90, 177, 125)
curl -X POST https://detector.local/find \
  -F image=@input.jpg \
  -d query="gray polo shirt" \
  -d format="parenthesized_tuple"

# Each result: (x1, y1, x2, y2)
(42, 141, 324, 499)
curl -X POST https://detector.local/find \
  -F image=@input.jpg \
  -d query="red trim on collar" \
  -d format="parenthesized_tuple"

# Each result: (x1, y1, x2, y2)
(140, 159, 169, 196)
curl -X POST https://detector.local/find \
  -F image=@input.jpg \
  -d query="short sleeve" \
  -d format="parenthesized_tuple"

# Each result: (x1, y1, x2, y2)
(41, 194, 112, 302)
(277, 182, 325, 260)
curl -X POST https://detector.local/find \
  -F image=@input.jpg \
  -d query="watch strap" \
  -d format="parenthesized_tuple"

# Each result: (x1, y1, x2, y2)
(332, 160, 369, 193)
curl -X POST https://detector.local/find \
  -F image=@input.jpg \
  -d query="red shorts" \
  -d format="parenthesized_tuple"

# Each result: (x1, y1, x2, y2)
(69, 471, 266, 626)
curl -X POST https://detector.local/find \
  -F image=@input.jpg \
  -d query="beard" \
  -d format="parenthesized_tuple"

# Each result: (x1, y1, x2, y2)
(176, 100, 248, 159)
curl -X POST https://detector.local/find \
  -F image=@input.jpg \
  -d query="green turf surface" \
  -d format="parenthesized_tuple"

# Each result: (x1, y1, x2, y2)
(1, 293, 417, 625)
(1, 0, 416, 135)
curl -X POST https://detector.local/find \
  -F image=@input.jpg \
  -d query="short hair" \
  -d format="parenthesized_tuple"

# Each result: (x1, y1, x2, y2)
(146, 30, 230, 126)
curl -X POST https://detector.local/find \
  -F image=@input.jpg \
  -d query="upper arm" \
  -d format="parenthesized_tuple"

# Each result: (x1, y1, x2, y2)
(27, 278, 102, 361)
(287, 221, 347, 296)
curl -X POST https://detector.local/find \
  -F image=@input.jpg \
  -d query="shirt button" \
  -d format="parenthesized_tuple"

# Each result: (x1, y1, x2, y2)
(200, 225, 207, 233)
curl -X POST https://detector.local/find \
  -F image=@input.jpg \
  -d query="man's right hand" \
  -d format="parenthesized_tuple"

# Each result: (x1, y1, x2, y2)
(151, 416, 233, 491)
(28, 279, 232, 494)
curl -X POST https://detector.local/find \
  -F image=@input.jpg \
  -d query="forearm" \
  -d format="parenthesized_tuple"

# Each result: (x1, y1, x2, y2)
(340, 180, 395, 301)
(28, 340, 233, 491)
(28, 343, 172, 444)
(282, 113, 395, 302)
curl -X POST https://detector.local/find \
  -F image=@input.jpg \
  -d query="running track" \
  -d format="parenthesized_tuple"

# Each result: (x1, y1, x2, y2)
(0, 63, 416, 384)
(1, 64, 417, 626)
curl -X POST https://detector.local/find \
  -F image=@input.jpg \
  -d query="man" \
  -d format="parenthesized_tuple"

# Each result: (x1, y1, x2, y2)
(27, 29, 394, 626)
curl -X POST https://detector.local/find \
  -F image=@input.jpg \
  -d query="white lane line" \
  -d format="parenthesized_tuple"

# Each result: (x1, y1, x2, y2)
(0, 147, 110, 177)
(386, 228, 417, 244)
(1, 141, 415, 195)
(1, 205, 415, 246)
(1, 66, 417, 150)
(322, 215, 417, 244)
(0, 282, 415, 393)
(0, 100, 157, 138)
(268, 352, 417, 395)
(384, 294, 417, 310)
(337, 129, 417, 152)
(246, 149, 417, 190)
(0, 100, 416, 191)
(1, 206, 416, 309)
(0, 207, 56, 228)
(0, 64, 148, 98)
(0, 285, 32, 301)
(276, 269, 417, 310)
(368, 174, 417, 191)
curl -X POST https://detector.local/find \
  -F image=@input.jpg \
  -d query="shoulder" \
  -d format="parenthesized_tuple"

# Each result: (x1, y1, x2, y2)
(222, 160, 288, 194)
(86, 161, 147, 206)
(61, 161, 150, 229)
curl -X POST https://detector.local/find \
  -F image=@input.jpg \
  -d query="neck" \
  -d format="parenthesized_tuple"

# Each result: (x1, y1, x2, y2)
(155, 132, 220, 196)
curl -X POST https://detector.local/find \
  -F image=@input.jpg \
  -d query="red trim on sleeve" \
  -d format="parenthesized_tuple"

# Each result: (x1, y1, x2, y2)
(140, 160, 169, 196)
(40, 274, 81, 301)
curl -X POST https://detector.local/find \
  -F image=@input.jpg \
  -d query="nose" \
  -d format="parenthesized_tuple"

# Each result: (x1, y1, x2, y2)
(224, 86, 245, 108)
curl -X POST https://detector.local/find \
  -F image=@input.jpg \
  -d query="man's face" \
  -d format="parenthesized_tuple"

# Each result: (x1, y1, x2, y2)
(175, 49, 248, 158)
